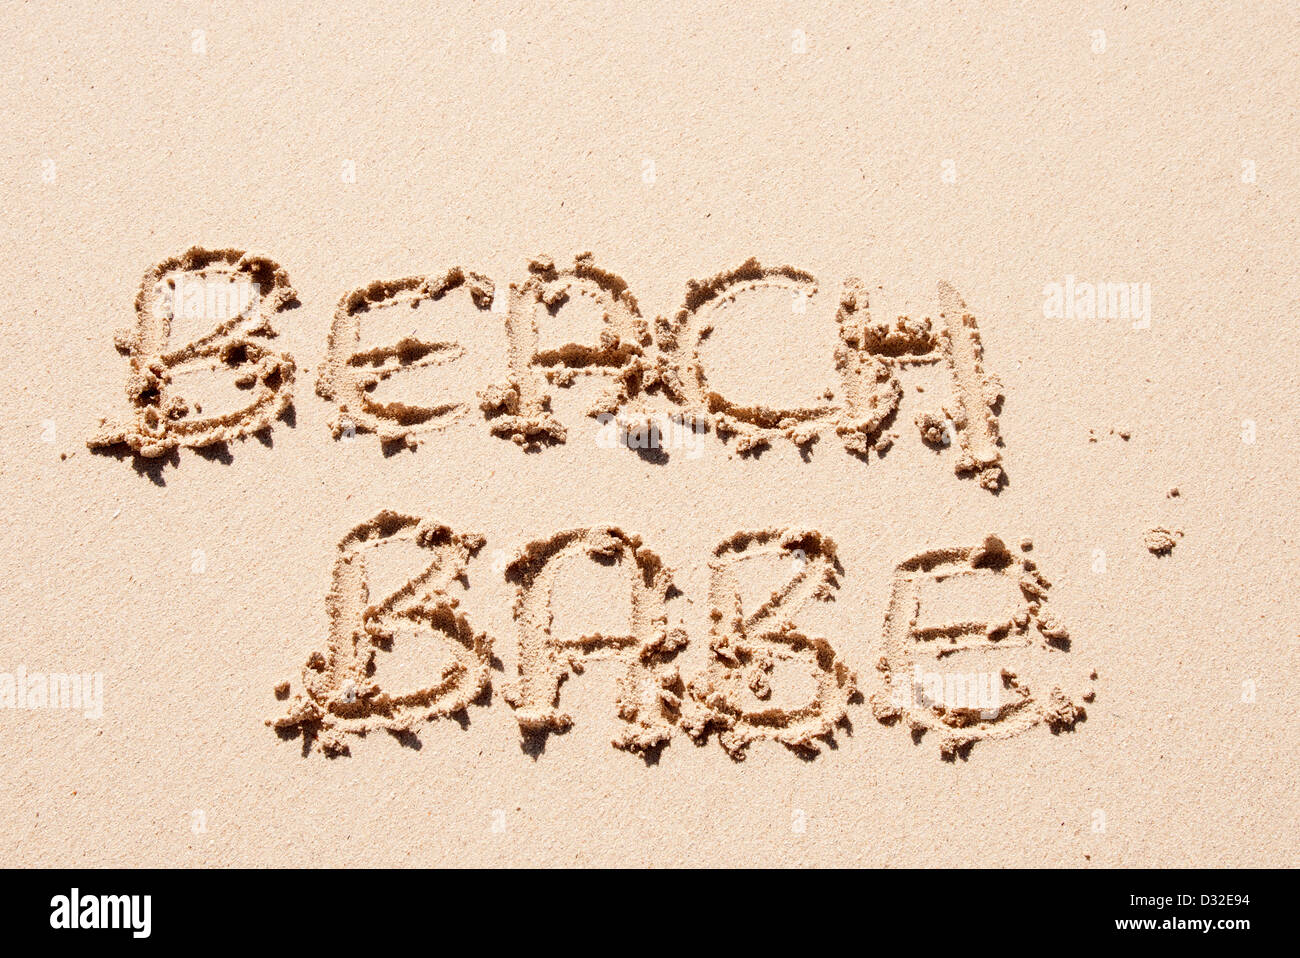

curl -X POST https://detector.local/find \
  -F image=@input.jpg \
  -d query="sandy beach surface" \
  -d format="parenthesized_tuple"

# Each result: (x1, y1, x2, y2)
(0, 1, 1296, 867)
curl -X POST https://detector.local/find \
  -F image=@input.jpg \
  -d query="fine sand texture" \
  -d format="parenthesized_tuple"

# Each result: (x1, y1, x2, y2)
(0, 2, 1297, 867)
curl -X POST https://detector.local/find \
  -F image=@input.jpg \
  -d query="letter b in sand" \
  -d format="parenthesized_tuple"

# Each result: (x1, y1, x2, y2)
(89, 247, 297, 458)
(680, 529, 857, 758)
(267, 512, 493, 755)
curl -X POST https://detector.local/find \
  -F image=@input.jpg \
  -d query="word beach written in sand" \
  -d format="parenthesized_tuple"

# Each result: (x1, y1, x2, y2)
(90, 248, 1005, 489)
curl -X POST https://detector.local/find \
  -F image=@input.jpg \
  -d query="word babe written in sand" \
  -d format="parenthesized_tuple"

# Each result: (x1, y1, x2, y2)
(90, 247, 1097, 760)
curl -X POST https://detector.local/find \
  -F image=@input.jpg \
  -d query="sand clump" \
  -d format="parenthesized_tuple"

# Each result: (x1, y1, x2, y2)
(1143, 527, 1182, 556)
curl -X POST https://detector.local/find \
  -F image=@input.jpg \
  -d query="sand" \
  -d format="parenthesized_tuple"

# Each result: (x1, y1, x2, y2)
(0, 1, 1296, 867)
